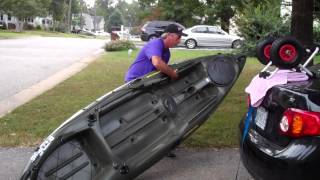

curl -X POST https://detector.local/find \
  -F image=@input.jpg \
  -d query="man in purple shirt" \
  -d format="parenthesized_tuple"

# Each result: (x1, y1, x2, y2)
(125, 24, 187, 82)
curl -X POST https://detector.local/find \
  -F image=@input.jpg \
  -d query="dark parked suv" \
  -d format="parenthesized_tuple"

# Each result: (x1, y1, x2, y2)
(140, 20, 185, 41)
(240, 36, 320, 180)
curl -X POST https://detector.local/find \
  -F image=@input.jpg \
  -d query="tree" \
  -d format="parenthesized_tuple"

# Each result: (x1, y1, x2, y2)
(204, 0, 236, 33)
(49, 0, 83, 32)
(314, 0, 320, 21)
(291, 0, 314, 47)
(95, 0, 142, 32)
(94, 0, 113, 31)
(204, 0, 272, 33)
(49, 0, 68, 31)
(115, 0, 141, 27)
(66, 0, 82, 32)
(106, 9, 124, 32)
(157, 0, 205, 27)
(235, 0, 287, 55)
(136, 0, 269, 31)
(137, 0, 205, 27)
(137, 0, 161, 22)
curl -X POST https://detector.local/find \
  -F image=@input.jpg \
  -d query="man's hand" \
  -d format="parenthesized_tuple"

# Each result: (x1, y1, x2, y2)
(171, 69, 178, 80)
(151, 56, 179, 80)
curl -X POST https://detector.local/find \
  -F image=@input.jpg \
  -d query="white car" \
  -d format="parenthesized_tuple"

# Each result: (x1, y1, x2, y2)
(181, 25, 243, 49)
(94, 31, 110, 36)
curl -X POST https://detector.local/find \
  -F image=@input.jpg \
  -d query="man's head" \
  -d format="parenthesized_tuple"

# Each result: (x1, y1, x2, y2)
(163, 24, 187, 48)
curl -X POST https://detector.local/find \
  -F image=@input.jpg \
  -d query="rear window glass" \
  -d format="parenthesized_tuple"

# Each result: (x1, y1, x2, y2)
(175, 23, 185, 30)
(192, 27, 207, 33)
(208, 27, 225, 34)
(143, 22, 151, 28)
(160, 21, 171, 26)
(144, 21, 185, 30)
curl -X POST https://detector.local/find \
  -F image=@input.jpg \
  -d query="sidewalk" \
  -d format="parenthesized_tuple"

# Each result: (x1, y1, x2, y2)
(0, 147, 252, 180)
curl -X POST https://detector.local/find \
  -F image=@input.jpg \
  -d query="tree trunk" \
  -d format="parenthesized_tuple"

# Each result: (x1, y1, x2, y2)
(15, 21, 23, 32)
(5, 20, 8, 30)
(219, 6, 234, 34)
(291, 0, 313, 47)
(15, 22, 19, 32)
(67, 0, 72, 33)
(220, 16, 230, 33)
(53, 20, 56, 32)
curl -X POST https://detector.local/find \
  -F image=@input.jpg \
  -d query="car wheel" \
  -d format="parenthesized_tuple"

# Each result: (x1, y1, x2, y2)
(232, 40, 242, 49)
(185, 39, 197, 49)
(148, 35, 158, 41)
(270, 36, 304, 69)
(256, 37, 275, 65)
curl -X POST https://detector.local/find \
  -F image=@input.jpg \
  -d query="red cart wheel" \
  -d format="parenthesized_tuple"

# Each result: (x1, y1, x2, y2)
(270, 36, 304, 69)
(256, 37, 275, 65)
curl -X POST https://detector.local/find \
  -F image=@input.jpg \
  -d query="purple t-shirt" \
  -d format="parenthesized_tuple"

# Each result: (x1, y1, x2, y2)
(125, 38, 170, 82)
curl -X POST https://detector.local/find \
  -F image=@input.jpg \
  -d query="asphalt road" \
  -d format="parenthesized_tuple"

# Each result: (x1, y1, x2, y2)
(0, 37, 106, 116)
(0, 147, 252, 180)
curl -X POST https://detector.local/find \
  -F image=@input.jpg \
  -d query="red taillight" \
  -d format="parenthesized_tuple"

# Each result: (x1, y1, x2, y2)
(280, 108, 320, 137)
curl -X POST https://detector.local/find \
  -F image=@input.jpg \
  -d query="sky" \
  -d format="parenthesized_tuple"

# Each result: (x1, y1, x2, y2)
(84, 0, 134, 8)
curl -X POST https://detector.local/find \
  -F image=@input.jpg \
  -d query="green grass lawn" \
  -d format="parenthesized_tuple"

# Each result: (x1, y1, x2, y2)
(0, 49, 262, 147)
(0, 30, 105, 39)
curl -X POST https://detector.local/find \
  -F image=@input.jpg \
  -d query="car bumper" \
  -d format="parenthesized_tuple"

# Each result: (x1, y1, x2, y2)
(240, 118, 320, 180)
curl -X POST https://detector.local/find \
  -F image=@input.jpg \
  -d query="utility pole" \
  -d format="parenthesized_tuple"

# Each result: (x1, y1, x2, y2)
(67, 0, 73, 32)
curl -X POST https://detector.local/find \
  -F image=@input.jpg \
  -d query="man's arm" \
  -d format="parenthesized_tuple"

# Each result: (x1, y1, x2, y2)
(151, 56, 178, 79)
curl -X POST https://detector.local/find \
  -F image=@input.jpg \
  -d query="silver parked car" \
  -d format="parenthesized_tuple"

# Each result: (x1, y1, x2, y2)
(181, 25, 243, 49)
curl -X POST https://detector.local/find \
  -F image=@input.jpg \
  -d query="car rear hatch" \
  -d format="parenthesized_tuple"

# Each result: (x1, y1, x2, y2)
(249, 77, 320, 147)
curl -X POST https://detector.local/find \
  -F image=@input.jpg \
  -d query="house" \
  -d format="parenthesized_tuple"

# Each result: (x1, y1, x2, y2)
(81, 13, 94, 31)
(92, 16, 105, 32)
(33, 17, 53, 30)
(281, 0, 292, 20)
(0, 12, 105, 32)
(0, 13, 53, 29)
(76, 13, 105, 32)
(0, 14, 19, 29)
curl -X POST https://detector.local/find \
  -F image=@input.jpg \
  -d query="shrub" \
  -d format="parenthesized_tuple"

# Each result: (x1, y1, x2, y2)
(23, 23, 34, 30)
(7, 23, 16, 30)
(56, 23, 68, 33)
(314, 25, 320, 43)
(36, 25, 42, 30)
(105, 40, 136, 51)
(235, 1, 290, 56)
(0, 22, 7, 30)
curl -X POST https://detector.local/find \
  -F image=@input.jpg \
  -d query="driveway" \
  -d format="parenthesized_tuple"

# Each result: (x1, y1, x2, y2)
(0, 147, 252, 180)
(0, 37, 106, 116)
